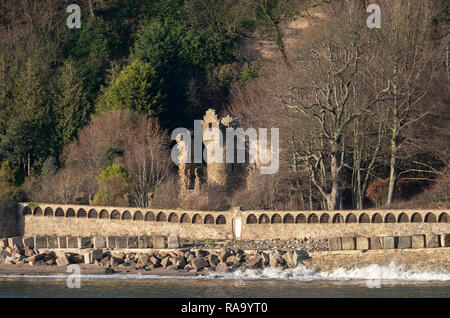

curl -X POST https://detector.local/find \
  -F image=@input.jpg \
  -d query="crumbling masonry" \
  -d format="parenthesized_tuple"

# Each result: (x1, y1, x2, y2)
(177, 109, 250, 200)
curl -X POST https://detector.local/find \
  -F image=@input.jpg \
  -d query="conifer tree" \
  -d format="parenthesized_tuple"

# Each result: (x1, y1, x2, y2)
(54, 60, 91, 146)
(0, 59, 51, 175)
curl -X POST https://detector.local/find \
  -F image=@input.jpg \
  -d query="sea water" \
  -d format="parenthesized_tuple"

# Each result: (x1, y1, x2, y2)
(0, 263, 449, 297)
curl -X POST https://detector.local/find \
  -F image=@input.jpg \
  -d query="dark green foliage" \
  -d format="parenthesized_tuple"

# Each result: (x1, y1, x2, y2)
(101, 148, 125, 170)
(97, 60, 165, 118)
(0, 0, 303, 196)
(53, 60, 91, 147)
(0, 161, 24, 201)
(131, 19, 191, 128)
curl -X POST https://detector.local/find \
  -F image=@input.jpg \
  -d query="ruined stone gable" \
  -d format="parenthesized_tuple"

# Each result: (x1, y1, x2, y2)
(177, 109, 249, 201)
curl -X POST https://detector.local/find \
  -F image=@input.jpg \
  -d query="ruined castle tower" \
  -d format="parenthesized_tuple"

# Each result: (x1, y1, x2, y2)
(176, 134, 202, 198)
(176, 134, 189, 196)
(202, 109, 247, 192)
(176, 109, 249, 198)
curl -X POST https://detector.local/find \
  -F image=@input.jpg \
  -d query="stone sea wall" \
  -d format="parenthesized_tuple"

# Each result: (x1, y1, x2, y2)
(305, 248, 450, 272)
(1, 233, 449, 273)
(0, 203, 19, 238)
(0, 203, 449, 241)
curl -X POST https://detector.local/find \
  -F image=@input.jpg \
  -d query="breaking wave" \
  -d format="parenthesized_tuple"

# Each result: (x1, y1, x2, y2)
(208, 261, 450, 282)
(0, 262, 449, 282)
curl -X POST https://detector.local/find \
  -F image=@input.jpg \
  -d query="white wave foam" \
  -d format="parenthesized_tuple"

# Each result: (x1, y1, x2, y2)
(1, 262, 449, 282)
(207, 261, 450, 282)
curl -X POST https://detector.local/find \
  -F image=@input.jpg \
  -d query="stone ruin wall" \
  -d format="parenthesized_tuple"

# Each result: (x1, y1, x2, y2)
(0, 203, 448, 241)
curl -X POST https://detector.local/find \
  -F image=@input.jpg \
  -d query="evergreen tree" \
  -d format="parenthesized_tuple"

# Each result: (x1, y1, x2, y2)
(98, 60, 165, 117)
(0, 54, 12, 137)
(93, 164, 131, 206)
(54, 60, 91, 147)
(132, 20, 190, 129)
(0, 161, 21, 201)
(0, 60, 52, 176)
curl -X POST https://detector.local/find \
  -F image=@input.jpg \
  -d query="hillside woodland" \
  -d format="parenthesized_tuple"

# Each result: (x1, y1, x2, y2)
(0, 0, 448, 210)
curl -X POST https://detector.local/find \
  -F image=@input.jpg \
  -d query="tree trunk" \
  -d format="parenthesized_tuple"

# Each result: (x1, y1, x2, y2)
(386, 82, 399, 207)
(88, 0, 95, 17)
(327, 145, 342, 210)
(27, 152, 31, 176)
(386, 136, 398, 206)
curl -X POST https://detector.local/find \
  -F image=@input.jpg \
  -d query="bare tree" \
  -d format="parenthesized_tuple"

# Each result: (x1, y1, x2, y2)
(274, 4, 389, 210)
(124, 116, 171, 208)
(64, 109, 135, 198)
(368, 0, 440, 206)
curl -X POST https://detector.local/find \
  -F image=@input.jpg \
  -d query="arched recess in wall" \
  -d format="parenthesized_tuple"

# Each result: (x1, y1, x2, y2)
(332, 213, 343, 223)
(33, 206, 43, 216)
(77, 208, 87, 218)
(88, 209, 98, 218)
(133, 211, 143, 221)
(111, 210, 120, 220)
(55, 208, 64, 217)
(180, 213, 190, 223)
(22, 206, 32, 215)
(168, 212, 179, 223)
(259, 214, 269, 224)
(192, 214, 202, 224)
(345, 213, 357, 223)
(99, 209, 109, 219)
(145, 211, 155, 221)
(216, 215, 226, 225)
(398, 213, 409, 223)
(371, 213, 382, 223)
(122, 210, 132, 221)
(246, 214, 257, 224)
(156, 212, 167, 222)
(66, 208, 75, 218)
(204, 214, 214, 224)
(320, 213, 330, 224)
(308, 213, 318, 223)
(296, 214, 306, 223)
(44, 207, 53, 217)
(359, 213, 370, 223)
(384, 213, 396, 223)
(411, 212, 422, 223)
(283, 214, 294, 224)
(424, 212, 436, 223)
(439, 212, 449, 223)
(271, 214, 282, 224)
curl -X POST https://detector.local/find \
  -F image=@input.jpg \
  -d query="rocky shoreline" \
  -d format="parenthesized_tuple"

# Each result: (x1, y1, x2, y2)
(182, 238, 329, 253)
(0, 237, 330, 275)
(0, 242, 314, 275)
(1, 238, 449, 276)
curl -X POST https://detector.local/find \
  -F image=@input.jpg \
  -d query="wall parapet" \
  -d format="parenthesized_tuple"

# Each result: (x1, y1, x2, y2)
(18, 203, 450, 224)
(2, 203, 449, 240)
